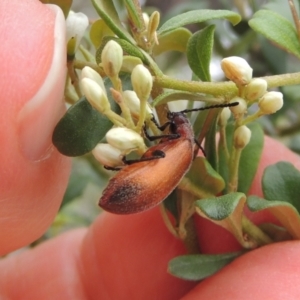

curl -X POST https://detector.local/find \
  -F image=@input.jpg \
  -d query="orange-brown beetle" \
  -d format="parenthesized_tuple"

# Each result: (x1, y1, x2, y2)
(99, 103, 238, 214)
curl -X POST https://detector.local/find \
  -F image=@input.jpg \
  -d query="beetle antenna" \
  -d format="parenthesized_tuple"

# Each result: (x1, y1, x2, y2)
(180, 102, 239, 114)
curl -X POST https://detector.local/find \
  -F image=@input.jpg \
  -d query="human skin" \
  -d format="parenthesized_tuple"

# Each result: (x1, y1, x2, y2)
(1, 1, 300, 299)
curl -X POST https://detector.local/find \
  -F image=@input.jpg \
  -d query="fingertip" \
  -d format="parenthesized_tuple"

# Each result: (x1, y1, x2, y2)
(0, 0, 71, 255)
(17, 4, 67, 161)
(182, 241, 300, 299)
(0, 229, 88, 299)
(80, 208, 197, 299)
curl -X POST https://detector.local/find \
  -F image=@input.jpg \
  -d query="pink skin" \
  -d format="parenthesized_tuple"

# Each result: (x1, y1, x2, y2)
(1, 1, 300, 299)
(0, 0, 71, 255)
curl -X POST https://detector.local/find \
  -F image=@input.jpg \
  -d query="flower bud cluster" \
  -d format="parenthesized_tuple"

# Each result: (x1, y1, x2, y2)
(220, 56, 284, 153)
(93, 127, 147, 168)
(80, 41, 154, 168)
(81, 65, 153, 167)
(221, 56, 284, 123)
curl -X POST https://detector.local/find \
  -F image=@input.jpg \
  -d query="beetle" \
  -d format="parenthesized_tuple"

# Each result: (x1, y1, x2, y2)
(99, 102, 238, 214)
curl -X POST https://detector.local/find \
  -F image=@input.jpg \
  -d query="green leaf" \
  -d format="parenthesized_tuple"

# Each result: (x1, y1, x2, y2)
(163, 189, 180, 223)
(52, 97, 116, 156)
(168, 252, 241, 280)
(186, 157, 225, 195)
(203, 108, 219, 170)
(217, 123, 233, 190)
(247, 196, 300, 239)
(158, 9, 241, 35)
(95, 37, 147, 65)
(196, 192, 245, 220)
(121, 56, 143, 73)
(153, 27, 192, 56)
(238, 123, 264, 194)
(40, 0, 72, 18)
(195, 193, 252, 247)
(218, 122, 264, 194)
(90, 19, 115, 49)
(259, 36, 289, 74)
(91, 0, 134, 43)
(124, 0, 145, 33)
(52, 75, 131, 156)
(249, 10, 300, 59)
(192, 109, 210, 138)
(192, 106, 223, 167)
(187, 25, 215, 81)
(152, 91, 213, 106)
(262, 161, 300, 212)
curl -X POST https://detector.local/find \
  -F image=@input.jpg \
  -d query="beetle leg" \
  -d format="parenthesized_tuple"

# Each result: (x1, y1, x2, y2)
(150, 115, 172, 131)
(144, 124, 180, 141)
(104, 165, 123, 171)
(122, 149, 165, 165)
(194, 138, 206, 157)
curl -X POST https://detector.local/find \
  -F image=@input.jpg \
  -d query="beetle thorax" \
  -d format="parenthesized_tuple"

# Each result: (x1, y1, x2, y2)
(169, 112, 194, 140)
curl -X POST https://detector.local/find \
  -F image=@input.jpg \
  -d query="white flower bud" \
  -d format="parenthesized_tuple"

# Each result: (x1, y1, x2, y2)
(234, 125, 251, 149)
(81, 78, 111, 113)
(229, 97, 247, 118)
(258, 91, 284, 114)
(219, 107, 231, 126)
(131, 64, 153, 100)
(81, 66, 106, 96)
(123, 90, 152, 118)
(221, 56, 253, 86)
(245, 78, 267, 101)
(101, 40, 123, 78)
(92, 143, 124, 167)
(66, 11, 89, 53)
(106, 127, 146, 153)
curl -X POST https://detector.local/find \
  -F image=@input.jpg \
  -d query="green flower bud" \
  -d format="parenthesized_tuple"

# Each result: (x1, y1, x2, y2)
(142, 13, 150, 28)
(234, 125, 251, 149)
(219, 107, 231, 126)
(147, 11, 160, 44)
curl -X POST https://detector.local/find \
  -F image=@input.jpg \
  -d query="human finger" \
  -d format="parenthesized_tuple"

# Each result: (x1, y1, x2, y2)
(0, 0, 70, 255)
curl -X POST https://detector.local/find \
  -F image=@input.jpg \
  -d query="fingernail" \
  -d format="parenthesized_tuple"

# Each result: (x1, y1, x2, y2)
(17, 5, 66, 161)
